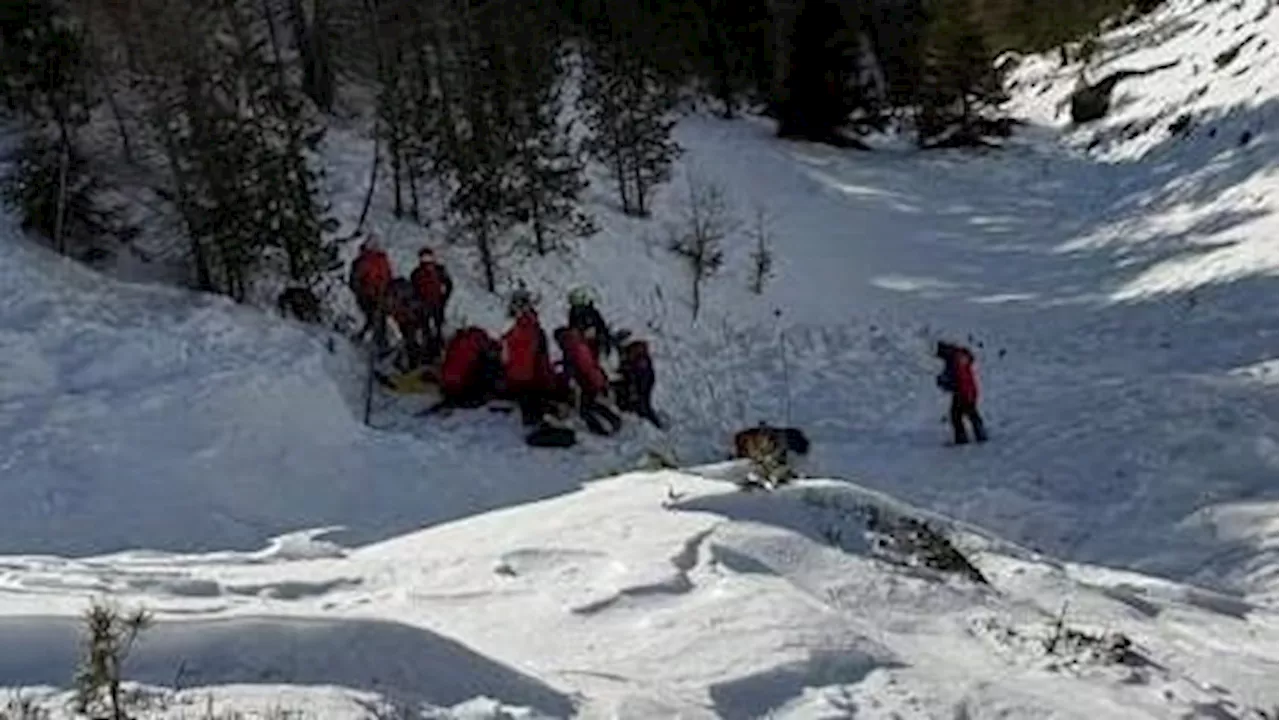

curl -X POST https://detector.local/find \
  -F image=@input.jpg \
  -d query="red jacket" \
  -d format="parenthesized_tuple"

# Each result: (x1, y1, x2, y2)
(411, 261, 451, 309)
(440, 327, 494, 396)
(351, 250, 392, 302)
(558, 327, 608, 395)
(502, 310, 553, 390)
(952, 348, 979, 404)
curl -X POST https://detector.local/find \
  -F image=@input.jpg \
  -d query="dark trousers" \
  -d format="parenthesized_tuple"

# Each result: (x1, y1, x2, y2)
(580, 391, 622, 436)
(950, 395, 987, 444)
(515, 389, 551, 427)
(357, 295, 389, 352)
(398, 323, 426, 370)
(420, 304, 446, 363)
(613, 377, 662, 429)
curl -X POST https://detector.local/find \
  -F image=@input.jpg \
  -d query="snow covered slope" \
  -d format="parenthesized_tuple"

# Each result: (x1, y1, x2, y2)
(1, 469, 1275, 718)
(1007, 0, 1278, 300)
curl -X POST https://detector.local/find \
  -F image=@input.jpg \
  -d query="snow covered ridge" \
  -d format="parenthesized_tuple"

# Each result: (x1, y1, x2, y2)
(0, 469, 1275, 718)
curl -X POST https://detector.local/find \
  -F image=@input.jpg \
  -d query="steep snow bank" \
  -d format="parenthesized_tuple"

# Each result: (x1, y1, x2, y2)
(0, 469, 1274, 718)
(0, 226, 646, 556)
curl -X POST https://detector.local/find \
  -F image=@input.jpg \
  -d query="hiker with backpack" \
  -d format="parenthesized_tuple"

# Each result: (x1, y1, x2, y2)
(349, 235, 393, 351)
(411, 246, 453, 363)
(501, 289, 557, 427)
(567, 287, 613, 361)
(554, 326, 622, 436)
(936, 341, 988, 445)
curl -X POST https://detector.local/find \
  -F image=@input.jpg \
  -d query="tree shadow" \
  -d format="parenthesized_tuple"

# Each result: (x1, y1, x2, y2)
(707, 648, 901, 720)
(0, 614, 576, 717)
(785, 96, 1277, 360)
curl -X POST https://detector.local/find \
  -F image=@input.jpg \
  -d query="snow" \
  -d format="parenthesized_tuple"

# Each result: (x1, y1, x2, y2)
(0, 0, 1275, 715)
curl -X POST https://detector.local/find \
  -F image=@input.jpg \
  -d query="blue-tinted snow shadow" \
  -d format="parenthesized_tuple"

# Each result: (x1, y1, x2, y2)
(0, 615, 576, 717)
(708, 648, 901, 720)
(774, 98, 1277, 329)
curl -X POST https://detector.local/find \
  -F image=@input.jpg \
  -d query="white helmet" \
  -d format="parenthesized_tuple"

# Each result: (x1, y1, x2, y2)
(568, 286, 593, 308)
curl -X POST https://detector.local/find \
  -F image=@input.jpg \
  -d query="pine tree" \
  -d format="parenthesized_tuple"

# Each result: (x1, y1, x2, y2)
(915, 0, 1009, 147)
(120, 0, 337, 300)
(775, 0, 874, 144)
(689, 0, 772, 118)
(0, 0, 102, 255)
(259, 0, 342, 285)
(433, 0, 524, 293)
(498, 2, 596, 255)
(578, 3, 682, 218)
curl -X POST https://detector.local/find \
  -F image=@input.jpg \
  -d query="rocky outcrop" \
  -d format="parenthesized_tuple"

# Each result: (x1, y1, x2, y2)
(1070, 60, 1180, 124)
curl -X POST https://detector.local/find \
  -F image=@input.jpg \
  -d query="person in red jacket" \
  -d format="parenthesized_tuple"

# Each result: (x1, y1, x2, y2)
(554, 326, 621, 436)
(349, 235, 393, 351)
(501, 290, 556, 427)
(936, 341, 987, 445)
(438, 327, 501, 409)
(410, 246, 454, 363)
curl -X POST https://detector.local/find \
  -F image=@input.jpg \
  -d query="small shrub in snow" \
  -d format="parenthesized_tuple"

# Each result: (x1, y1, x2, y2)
(74, 599, 152, 720)
(800, 490, 988, 584)
(1, 692, 50, 720)
(1042, 603, 1146, 667)
(668, 172, 734, 321)
(578, 14, 683, 218)
(746, 203, 775, 296)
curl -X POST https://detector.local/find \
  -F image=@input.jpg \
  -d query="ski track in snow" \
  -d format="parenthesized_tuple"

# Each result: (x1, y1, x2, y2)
(0, 0, 1275, 716)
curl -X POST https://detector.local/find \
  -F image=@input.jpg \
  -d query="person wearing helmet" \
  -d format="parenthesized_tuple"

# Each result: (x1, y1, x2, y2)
(554, 325, 621, 436)
(502, 288, 556, 427)
(349, 234, 393, 351)
(567, 286, 612, 361)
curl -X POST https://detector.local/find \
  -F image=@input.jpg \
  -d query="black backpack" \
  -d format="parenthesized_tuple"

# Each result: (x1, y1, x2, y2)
(525, 423, 577, 448)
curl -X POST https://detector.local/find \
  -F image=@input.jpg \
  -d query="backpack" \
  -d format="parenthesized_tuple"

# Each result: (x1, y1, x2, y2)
(557, 327, 608, 395)
(620, 340, 654, 387)
(525, 423, 577, 448)
(388, 278, 420, 328)
(352, 250, 391, 300)
(503, 312, 548, 388)
(936, 368, 956, 392)
(412, 262, 447, 308)
(440, 327, 496, 398)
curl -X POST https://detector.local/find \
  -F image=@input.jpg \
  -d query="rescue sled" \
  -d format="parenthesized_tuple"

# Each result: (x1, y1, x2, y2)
(374, 367, 436, 395)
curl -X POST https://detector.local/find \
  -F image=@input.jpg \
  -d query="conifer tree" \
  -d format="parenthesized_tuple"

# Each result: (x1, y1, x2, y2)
(498, 1, 596, 255)
(0, 0, 106, 255)
(578, 1, 682, 218)
(775, 0, 877, 144)
(915, 0, 1009, 147)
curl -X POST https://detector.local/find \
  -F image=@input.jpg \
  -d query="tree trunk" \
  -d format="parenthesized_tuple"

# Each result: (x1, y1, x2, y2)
(613, 140, 631, 214)
(289, 0, 335, 111)
(389, 124, 403, 217)
(477, 219, 497, 292)
(407, 154, 421, 222)
(691, 269, 702, 321)
(96, 62, 135, 164)
(53, 121, 71, 255)
(353, 129, 380, 236)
